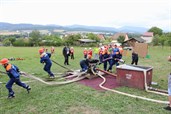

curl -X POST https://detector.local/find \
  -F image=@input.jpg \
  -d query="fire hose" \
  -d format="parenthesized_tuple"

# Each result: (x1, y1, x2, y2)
(20, 71, 86, 85)
(0, 69, 87, 86)
(51, 60, 74, 72)
(97, 73, 169, 104)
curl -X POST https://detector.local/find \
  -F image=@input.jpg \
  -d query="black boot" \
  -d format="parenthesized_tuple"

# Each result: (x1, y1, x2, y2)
(26, 86, 31, 93)
(8, 92, 15, 99)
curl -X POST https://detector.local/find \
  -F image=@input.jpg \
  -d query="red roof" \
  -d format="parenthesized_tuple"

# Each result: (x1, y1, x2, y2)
(97, 34, 105, 40)
(143, 32, 153, 37)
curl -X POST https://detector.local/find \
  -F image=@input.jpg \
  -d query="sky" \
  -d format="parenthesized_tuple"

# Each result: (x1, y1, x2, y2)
(0, 0, 171, 31)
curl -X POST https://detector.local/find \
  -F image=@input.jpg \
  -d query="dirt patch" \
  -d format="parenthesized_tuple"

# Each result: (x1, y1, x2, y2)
(78, 75, 119, 91)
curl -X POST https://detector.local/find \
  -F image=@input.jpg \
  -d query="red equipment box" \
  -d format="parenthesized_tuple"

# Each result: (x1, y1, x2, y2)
(116, 65, 153, 90)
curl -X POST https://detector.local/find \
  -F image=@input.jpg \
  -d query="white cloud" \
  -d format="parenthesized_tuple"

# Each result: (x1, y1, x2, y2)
(0, 0, 170, 31)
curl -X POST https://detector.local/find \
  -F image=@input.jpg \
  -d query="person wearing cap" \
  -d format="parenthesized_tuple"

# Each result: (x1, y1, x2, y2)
(0, 58, 31, 98)
(39, 48, 54, 78)
(164, 55, 171, 111)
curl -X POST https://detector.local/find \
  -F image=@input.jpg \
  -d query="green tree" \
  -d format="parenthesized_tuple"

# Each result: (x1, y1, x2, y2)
(9, 37, 16, 46)
(87, 33, 100, 42)
(29, 30, 42, 46)
(42, 35, 63, 46)
(148, 27, 163, 36)
(13, 38, 30, 47)
(158, 35, 166, 48)
(117, 36, 125, 45)
(63, 34, 82, 45)
(2, 38, 11, 46)
(152, 35, 160, 46)
(165, 33, 171, 49)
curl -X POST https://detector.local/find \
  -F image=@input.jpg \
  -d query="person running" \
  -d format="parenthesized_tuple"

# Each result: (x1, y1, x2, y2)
(39, 48, 54, 78)
(0, 58, 31, 98)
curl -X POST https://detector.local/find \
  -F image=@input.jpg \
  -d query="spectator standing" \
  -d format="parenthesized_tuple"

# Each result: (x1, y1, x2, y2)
(70, 47, 74, 59)
(131, 51, 139, 65)
(63, 45, 70, 65)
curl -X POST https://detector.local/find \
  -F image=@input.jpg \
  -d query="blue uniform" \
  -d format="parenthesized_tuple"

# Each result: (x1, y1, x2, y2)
(40, 52, 54, 77)
(5, 64, 29, 97)
(102, 53, 110, 71)
(80, 59, 89, 72)
(113, 47, 120, 55)
(108, 50, 121, 71)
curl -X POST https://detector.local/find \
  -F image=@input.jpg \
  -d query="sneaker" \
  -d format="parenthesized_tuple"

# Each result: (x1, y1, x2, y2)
(26, 86, 31, 93)
(8, 94, 15, 99)
(164, 106, 171, 111)
(80, 69, 85, 72)
(49, 76, 55, 79)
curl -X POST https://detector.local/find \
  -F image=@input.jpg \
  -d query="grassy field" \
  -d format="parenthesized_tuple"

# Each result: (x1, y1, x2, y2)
(0, 46, 171, 114)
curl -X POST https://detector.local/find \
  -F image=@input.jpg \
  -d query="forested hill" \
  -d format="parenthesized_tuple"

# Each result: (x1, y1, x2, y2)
(0, 22, 148, 33)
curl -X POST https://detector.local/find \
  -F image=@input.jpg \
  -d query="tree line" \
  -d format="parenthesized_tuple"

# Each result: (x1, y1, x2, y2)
(0, 26, 171, 47)
(0, 30, 100, 47)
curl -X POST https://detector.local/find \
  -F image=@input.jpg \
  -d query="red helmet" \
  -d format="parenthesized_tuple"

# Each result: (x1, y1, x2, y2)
(0, 58, 9, 65)
(39, 48, 44, 53)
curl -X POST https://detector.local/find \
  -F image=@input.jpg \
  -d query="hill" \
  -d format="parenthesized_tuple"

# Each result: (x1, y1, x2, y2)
(0, 22, 149, 33)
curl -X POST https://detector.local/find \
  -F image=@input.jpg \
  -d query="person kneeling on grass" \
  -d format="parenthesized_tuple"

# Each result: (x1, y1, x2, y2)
(39, 48, 54, 78)
(0, 58, 31, 99)
(80, 54, 92, 72)
(164, 55, 171, 111)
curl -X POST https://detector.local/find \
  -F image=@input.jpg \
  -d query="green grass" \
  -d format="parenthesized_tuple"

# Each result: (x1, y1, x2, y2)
(0, 46, 171, 114)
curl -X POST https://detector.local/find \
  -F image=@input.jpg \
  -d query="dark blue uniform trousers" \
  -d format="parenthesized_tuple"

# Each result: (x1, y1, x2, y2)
(6, 78, 27, 96)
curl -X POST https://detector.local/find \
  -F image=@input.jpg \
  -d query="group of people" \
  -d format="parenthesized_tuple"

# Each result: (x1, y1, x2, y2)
(0, 47, 55, 99)
(1, 45, 171, 112)
(81, 44, 124, 72)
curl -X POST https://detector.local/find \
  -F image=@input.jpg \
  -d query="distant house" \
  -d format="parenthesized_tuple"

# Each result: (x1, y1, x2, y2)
(123, 37, 145, 48)
(97, 34, 105, 41)
(110, 33, 129, 43)
(141, 32, 153, 43)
